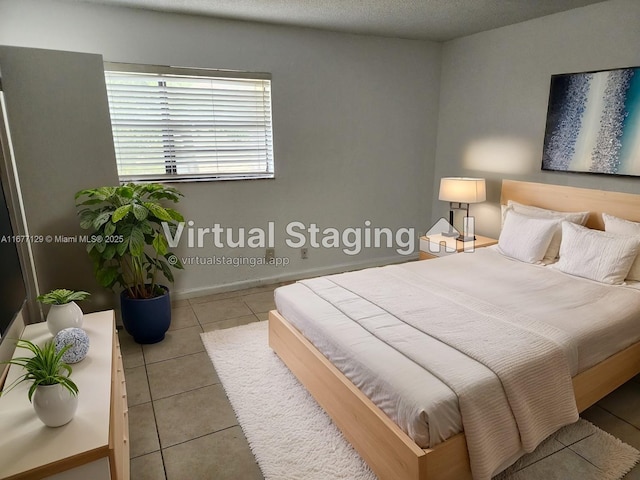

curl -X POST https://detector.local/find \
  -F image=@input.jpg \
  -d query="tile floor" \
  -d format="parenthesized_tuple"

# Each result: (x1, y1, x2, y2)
(120, 282, 640, 480)
(120, 284, 279, 480)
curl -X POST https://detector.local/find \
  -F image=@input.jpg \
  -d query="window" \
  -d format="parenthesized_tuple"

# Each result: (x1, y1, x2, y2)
(104, 63, 274, 182)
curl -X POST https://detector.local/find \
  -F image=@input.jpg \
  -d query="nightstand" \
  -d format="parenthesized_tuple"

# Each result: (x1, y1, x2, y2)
(419, 234, 498, 260)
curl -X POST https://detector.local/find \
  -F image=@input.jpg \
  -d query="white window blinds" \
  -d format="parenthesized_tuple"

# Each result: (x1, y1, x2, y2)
(104, 64, 274, 182)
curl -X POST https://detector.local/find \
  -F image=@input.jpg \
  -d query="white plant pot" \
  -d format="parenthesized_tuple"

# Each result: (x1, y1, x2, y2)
(46, 302, 83, 335)
(32, 384, 79, 427)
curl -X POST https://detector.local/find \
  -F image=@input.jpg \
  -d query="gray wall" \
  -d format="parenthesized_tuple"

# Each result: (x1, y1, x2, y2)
(0, 0, 442, 298)
(0, 46, 120, 313)
(4, 0, 634, 301)
(432, 0, 640, 238)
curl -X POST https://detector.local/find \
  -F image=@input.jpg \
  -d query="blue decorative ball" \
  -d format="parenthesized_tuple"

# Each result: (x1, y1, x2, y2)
(54, 328, 90, 364)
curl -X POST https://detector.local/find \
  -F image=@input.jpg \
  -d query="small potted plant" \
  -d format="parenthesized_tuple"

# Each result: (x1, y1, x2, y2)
(1, 339, 79, 427)
(75, 183, 184, 344)
(37, 289, 91, 335)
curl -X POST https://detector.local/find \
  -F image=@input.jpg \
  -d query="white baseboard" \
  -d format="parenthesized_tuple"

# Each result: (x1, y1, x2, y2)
(172, 253, 417, 301)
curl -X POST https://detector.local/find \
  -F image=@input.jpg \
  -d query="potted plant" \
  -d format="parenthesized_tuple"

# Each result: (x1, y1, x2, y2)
(75, 183, 184, 344)
(37, 289, 91, 335)
(1, 339, 79, 427)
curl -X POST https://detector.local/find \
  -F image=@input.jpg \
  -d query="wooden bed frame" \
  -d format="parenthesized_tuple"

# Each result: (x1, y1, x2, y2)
(268, 180, 640, 480)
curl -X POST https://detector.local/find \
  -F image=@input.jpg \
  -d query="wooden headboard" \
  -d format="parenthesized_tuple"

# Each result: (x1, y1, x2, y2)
(501, 180, 640, 230)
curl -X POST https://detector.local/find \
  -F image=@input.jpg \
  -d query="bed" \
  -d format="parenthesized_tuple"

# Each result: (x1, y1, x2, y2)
(268, 180, 640, 480)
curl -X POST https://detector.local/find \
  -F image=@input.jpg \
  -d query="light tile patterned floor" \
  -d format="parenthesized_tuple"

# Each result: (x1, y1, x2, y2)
(120, 283, 640, 480)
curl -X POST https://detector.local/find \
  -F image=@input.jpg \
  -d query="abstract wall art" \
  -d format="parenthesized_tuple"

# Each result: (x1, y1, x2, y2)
(542, 66, 640, 176)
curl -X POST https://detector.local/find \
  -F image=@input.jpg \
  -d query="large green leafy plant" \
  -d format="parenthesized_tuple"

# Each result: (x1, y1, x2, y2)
(75, 184, 184, 299)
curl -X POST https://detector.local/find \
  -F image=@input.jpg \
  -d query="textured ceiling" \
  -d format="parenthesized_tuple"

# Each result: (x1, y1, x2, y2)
(68, 0, 606, 41)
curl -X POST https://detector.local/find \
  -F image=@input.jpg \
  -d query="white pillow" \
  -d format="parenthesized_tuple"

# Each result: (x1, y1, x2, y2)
(603, 213, 640, 281)
(507, 201, 590, 225)
(498, 210, 559, 264)
(504, 201, 590, 261)
(554, 222, 640, 285)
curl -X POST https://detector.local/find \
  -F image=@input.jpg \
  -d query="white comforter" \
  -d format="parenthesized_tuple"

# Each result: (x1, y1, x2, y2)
(274, 248, 640, 479)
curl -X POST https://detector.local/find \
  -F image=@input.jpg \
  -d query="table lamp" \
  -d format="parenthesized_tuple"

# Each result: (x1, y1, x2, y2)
(438, 177, 486, 242)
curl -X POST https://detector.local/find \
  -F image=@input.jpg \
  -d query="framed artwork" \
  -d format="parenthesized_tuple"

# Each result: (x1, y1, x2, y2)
(542, 66, 640, 176)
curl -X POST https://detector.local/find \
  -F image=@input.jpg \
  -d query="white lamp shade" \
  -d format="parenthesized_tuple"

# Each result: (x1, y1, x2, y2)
(438, 177, 486, 203)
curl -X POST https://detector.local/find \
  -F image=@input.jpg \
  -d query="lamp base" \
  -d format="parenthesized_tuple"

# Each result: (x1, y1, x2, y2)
(457, 235, 476, 242)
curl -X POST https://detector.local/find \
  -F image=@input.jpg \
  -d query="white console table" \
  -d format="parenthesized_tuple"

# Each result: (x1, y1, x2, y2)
(0, 310, 129, 480)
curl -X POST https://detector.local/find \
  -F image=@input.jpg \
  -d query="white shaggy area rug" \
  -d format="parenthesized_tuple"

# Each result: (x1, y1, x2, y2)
(201, 321, 640, 480)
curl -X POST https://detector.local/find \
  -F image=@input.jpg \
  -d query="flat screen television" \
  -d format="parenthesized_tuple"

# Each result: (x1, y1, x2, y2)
(0, 176, 26, 340)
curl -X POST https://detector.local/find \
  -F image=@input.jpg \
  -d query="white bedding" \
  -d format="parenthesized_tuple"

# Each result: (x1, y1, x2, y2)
(274, 247, 640, 477)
